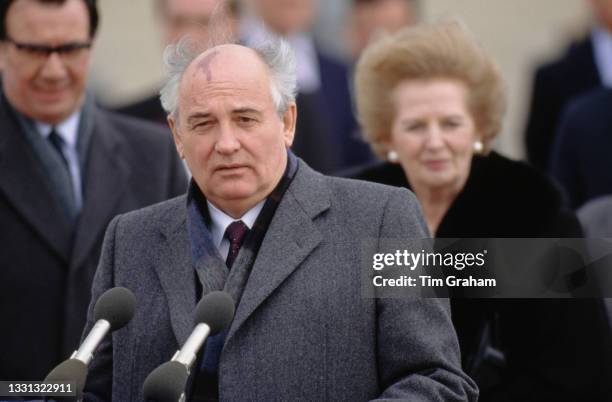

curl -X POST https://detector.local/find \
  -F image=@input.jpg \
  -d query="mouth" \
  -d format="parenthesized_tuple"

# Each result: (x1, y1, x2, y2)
(422, 159, 449, 170)
(215, 164, 249, 173)
(33, 87, 68, 101)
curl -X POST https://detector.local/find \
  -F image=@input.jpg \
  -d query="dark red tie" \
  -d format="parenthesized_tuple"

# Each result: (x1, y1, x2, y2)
(224, 220, 249, 269)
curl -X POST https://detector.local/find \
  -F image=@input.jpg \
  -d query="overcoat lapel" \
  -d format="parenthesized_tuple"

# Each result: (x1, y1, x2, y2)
(156, 204, 198, 345)
(0, 104, 73, 262)
(226, 163, 330, 344)
(71, 110, 129, 269)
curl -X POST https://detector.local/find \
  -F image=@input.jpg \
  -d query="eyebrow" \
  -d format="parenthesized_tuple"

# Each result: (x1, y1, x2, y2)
(187, 113, 213, 126)
(186, 108, 263, 125)
(232, 108, 261, 115)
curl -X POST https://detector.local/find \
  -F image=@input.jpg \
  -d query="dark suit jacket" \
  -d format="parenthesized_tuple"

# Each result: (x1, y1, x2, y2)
(550, 88, 612, 209)
(525, 36, 601, 171)
(350, 154, 612, 402)
(0, 99, 187, 381)
(83, 160, 478, 401)
(114, 94, 167, 126)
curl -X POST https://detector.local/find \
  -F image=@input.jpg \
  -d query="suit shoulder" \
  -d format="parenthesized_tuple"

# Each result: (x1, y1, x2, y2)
(317, 49, 349, 74)
(96, 108, 172, 143)
(325, 174, 418, 209)
(537, 36, 593, 75)
(564, 88, 612, 121)
(114, 195, 185, 233)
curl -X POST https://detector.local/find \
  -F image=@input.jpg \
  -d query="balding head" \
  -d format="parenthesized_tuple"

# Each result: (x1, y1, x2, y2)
(167, 43, 297, 218)
(160, 36, 296, 122)
(182, 44, 269, 94)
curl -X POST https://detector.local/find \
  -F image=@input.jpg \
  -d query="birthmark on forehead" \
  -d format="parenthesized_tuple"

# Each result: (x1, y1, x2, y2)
(195, 49, 220, 82)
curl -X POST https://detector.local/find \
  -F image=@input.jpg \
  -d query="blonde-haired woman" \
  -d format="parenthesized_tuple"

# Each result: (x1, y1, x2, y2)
(351, 20, 611, 401)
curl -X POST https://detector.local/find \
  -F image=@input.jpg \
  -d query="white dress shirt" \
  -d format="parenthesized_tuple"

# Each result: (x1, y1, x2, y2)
(207, 200, 265, 260)
(35, 111, 83, 210)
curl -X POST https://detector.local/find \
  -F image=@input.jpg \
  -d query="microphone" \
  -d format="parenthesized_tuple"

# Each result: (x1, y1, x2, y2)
(73, 286, 136, 364)
(44, 287, 136, 400)
(143, 290, 235, 402)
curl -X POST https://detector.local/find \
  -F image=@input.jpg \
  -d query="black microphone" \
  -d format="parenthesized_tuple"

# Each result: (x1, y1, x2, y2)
(44, 287, 136, 400)
(143, 290, 235, 402)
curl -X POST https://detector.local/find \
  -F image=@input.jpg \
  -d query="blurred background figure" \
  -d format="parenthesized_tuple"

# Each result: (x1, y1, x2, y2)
(524, 0, 612, 172)
(0, 0, 187, 381)
(115, 0, 239, 124)
(550, 87, 612, 209)
(346, 0, 419, 61)
(241, 0, 375, 173)
(578, 194, 612, 236)
(351, 19, 612, 401)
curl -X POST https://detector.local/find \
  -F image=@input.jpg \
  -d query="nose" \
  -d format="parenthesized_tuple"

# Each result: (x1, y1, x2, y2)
(424, 124, 445, 150)
(39, 52, 67, 81)
(214, 122, 240, 154)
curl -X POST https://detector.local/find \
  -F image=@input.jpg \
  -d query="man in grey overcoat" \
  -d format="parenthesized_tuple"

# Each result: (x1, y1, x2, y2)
(82, 35, 477, 401)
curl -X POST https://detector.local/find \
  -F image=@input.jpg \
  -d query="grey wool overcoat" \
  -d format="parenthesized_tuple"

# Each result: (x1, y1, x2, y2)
(83, 159, 478, 401)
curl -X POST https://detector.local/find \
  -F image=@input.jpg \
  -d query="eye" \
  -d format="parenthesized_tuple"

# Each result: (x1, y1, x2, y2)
(191, 120, 213, 131)
(237, 116, 257, 126)
(442, 118, 462, 130)
(402, 121, 426, 133)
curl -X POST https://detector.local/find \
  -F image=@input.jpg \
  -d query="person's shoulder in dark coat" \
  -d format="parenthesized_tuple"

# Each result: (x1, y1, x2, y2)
(524, 35, 600, 171)
(113, 93, 168, 125)
(550, 87, 612, 209)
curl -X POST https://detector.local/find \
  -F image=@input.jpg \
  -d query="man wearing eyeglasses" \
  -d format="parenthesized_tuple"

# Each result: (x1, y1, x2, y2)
(0, 0, 187, 381)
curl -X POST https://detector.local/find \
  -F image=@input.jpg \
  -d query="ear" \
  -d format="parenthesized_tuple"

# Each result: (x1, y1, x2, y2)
(281, 102, 297, 148)
(167, 115, 185, 159)
(0, 42, 7, 71)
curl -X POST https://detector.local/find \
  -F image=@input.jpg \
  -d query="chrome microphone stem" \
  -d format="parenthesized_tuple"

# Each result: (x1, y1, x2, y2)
(171, 323, 211, 370)
(71, 319, 111, 365)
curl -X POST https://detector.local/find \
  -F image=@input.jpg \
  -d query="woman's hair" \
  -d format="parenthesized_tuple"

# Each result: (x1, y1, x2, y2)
(354, 18, 506, 157)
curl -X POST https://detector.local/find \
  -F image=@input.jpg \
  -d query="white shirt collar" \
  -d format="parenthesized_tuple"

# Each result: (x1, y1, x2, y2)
(35, 110, 81, 148)
(591, 25, 612, 88)
(207, 200, 265, 249)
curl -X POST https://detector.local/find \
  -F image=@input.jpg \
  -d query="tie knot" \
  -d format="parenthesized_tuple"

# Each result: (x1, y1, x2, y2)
(48, 128, 63, 146)
(224, 220, 249, 269)
(225, 220, 249, 246)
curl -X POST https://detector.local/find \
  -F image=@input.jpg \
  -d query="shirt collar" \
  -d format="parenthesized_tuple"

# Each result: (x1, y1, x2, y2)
(35, 110, 81, 148)
(207, 199, 265, 249)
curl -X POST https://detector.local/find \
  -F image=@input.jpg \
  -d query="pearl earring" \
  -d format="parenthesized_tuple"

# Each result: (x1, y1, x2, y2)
(387, 150, 398, 162)
(473, 141, 484, 154)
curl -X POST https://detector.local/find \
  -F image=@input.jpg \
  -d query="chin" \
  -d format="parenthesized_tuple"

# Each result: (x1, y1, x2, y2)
(422, 173, 457, 189)
(215, 185, 257, 201)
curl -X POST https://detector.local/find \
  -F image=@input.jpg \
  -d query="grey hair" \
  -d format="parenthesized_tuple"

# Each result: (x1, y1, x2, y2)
(159, 34, 297, 121)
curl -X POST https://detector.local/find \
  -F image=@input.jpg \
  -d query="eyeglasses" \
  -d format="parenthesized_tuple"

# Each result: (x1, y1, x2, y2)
(4, 35, 91, 64)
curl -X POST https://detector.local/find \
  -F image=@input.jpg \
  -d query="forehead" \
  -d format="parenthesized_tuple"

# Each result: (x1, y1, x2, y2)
(180, 46, 273, 109)
(394, 79, 468, 110)
(5, 0, 90, 41)
(254, 0, 314, 10)
(164, 0, 219, 16)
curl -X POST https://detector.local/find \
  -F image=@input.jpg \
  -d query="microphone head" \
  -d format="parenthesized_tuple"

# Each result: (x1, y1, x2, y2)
(93, 287, 136, 331)
(195, 291, 235, 336)
(142, 361, 188, 402)
(44, 358, 88, 400)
